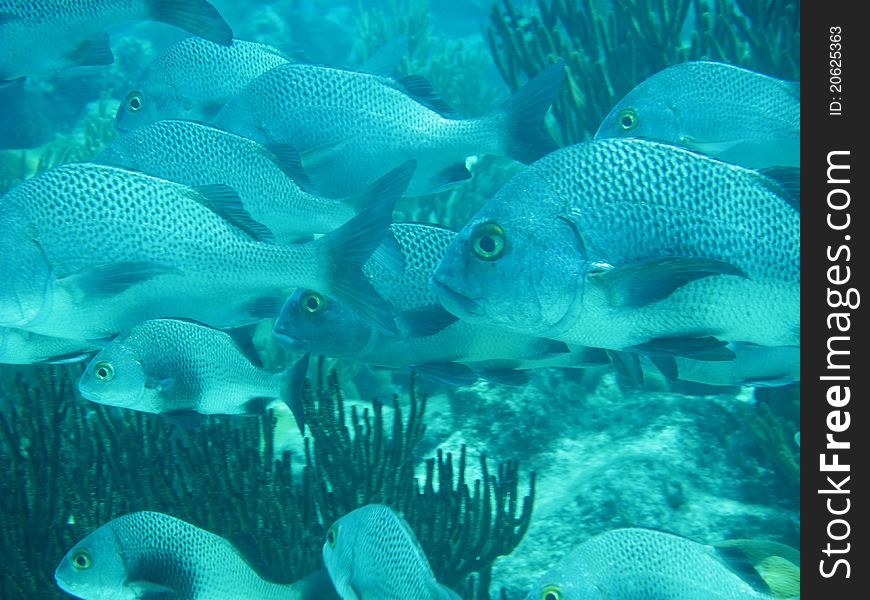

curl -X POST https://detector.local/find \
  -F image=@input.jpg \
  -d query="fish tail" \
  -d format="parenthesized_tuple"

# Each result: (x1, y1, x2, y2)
(316, 160, 415, 333)
(497, 60, 565, 164)
(148, 0, 233, 45)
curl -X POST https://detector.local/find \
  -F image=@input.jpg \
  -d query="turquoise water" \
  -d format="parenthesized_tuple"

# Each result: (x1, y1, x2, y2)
(0, 1, 799, 598)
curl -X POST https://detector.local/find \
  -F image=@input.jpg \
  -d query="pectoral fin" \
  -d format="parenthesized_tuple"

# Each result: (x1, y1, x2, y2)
(127, 579, 180, 599)
(589, 256, 748, 308)
(59, 261, 181, 300)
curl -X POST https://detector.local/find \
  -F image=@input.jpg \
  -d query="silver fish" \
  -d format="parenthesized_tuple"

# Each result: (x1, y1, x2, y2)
(114, 37, 292, 132)
(523, 528, 799, 600)
(0, 0, 232, 82)
(323, 504, 461, 600)
(56, 510, 338, 600)
(433, 139, 799, 356)
(214, 61, 565, 197)
(79, 318, 295, 418)
(595, 61, 799, 169)
(0, 161, 412, 340)
(0, 327, 101, 365)
(97, 120, 375, 243)
(274, 223, 607, 386)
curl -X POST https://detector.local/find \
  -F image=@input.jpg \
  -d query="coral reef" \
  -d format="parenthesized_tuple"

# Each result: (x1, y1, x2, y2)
(1, 361, 534, 598)
(486, 0, 800, 144)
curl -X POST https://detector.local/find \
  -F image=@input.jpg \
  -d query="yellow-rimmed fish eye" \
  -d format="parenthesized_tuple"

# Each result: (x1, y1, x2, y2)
(71, 548, 92, 570)
(93, 361, 114, 382)
(617, 107, 639, 131)
(299, 291, 326, 314)
(540, 584, 562, 600)
(471, 223, 506, 260)
(326, 524, 338, 548)
(124, 91, 144, 113)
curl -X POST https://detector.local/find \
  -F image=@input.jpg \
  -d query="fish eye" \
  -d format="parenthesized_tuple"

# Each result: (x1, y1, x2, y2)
(326, 524, 338, 548)
(617, 108, 639, 131)
(93, 361, 114, 382)
(124, 91, 144, 113)
(71, 548, 92, 570)
(298, 291, 326, 314)
(470, 223, 506, 261)
(540, 584, 562, 600)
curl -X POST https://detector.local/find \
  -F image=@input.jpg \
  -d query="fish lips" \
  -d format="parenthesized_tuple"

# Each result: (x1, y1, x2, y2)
(430, 277, 485, 319)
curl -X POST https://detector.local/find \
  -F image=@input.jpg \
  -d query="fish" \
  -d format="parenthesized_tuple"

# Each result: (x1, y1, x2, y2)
(214, 61, 565, 197)
(55, 510, 340, 600)
(653, 343, 800, 388)
(96, 120, 377, 243)
(322, 504, 461, 600)
(0, 327, 102, 365)
(0, 160, 413, 340)
(78, 318, 297, 420)
(0, 0, 232, 82)
(274, 223, 608, 386)
(432, 138, 800, 356)
(113, 37, 293, 132)
(524, 528, 799, 600)
(594, 61, 799, 169)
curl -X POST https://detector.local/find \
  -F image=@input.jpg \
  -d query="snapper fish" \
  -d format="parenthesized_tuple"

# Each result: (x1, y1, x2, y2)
(0, 327, 102, 365)
(214, 61, 565, 197)
(55, 510, 339, 600)
(114, 37, 293, 132)
(595, 61, 799, 169)
(78, 318, 301, 424)
(524, 528, 799, 600)
(274, 223, 608, 386)
(322, 504, 461, 600)
(0, 0, 232, 82)
(433, 138, 800, 357)
(97, 120, 379, 243)
(0, 161, 413, 340)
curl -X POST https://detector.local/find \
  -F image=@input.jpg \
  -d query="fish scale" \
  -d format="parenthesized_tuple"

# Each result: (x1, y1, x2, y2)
(55, 511, 311, 599)
(0, 162, 405, 339)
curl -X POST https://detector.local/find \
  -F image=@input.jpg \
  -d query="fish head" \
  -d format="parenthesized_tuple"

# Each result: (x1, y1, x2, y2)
(0, 231, 53, 328)
(322, 512, 358, 598)
(432, 173, 585, 337)
(273, 289, 373, 358)
(594, 81, 680, 145)
(55, 519, 131, 600)
(78, 341, 149, 410)
(113, 82, 179, 133)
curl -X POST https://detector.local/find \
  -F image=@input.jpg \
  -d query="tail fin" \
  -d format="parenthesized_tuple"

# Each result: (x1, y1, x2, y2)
(149, 0, 233, 45)
(498, 61, 565, 164)
(318, 160, 415, 333)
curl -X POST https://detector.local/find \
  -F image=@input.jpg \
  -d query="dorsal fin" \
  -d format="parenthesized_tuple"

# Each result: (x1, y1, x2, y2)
(395, 75, 458, 116)
(359, 34, 408, 76)
(758, 167, 800, 212)
(189, 184, 275, 243)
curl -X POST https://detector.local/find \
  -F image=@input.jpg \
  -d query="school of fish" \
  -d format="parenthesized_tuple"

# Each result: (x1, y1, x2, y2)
(0, 1, 800, 597)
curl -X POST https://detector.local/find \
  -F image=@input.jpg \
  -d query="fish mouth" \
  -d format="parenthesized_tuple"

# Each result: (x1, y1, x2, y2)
(273, 331, 310, 350)
(431, 279, 485, 318)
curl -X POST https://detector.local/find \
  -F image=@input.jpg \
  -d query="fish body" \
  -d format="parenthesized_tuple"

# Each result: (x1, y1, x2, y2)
(0, 327, 101, 364)
(0, 0, 232, 81)
(665, 343, 800, 387)
(78, 318, 291, 416)
(274, 223, 605, 385)
(322, 504, 460, 600)
(97, 120, 362, 242)
(114, 37, 291, 132)
(433, 139, 800, 354)
(595, 61, 799, 169)
(214, 61, 564, 197)
(524, 528, 795, 600)
(0, 161, 410, 339)
(55, 511, 305, 599)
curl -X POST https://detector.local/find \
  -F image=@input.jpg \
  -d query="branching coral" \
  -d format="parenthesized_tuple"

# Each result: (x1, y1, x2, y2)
(1, 360, 534, 598)
(487, 0, 800, 144)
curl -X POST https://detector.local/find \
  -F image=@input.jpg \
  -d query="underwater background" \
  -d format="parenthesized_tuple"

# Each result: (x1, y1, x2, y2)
(0, 1, 799, 598)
